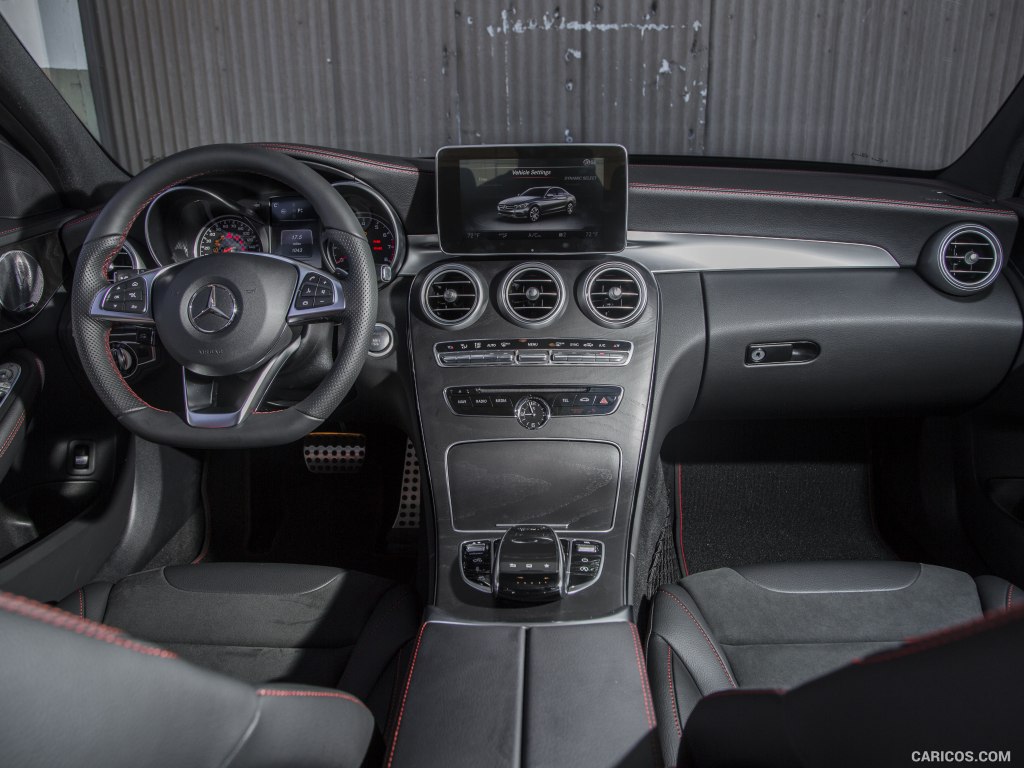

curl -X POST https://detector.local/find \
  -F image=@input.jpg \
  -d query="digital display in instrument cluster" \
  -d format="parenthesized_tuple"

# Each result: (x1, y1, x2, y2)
(268, 190, 401, 277)
(269, 196, 321, 262)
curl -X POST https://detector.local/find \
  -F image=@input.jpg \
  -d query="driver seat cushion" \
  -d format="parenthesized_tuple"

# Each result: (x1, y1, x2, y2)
(57, 562, 419, 730)
(645, 561, 1017, 766)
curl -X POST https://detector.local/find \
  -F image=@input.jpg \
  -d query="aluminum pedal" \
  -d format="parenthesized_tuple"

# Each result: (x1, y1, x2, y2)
(393, 438, 422, 528)
(302, 432, 366, 474)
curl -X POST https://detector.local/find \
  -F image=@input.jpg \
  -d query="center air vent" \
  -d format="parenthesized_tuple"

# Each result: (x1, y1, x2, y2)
(420, 264, 485, 328)
(578, 262, 647, 328)
(498, 263, 566, 328)
(919, 223, 1003, 296)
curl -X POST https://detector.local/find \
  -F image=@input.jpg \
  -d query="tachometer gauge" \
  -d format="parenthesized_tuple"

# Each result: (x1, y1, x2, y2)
(359, 213, 397, 266)
(195, 216, 263, 258)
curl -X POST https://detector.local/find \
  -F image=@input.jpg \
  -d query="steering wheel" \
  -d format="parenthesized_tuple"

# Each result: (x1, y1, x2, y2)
(70, 144, 377, 449)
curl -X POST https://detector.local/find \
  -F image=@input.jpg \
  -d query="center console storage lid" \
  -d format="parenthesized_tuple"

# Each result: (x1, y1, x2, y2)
(387, 620, 659, 768)
(447, 439, 621, 532)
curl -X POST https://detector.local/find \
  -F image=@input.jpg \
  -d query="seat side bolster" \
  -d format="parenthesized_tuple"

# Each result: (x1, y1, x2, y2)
(57, 581, 113, 621)
(647, 632, 703, 768)
(651, 585, 739, 694)
(974, 575, 1017, 613)
(229, 685, 377, 768)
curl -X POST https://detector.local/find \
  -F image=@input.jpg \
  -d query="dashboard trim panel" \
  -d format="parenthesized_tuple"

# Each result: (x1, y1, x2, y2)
(403, 231, 898, 275)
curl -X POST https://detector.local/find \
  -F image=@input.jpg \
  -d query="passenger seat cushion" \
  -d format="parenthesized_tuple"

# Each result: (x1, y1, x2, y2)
(677, 562, 986, 689)
(59, 563, 417, 703)
(647, 561, 1017, 768)
(679, 607, 1024, 768)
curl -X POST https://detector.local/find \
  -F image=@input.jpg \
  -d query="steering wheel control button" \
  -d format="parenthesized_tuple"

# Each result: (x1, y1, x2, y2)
(187, 284, 238, 333)
(103, 279, 148, 314)
(295, 273, 336, 310)
(435, 338, 632, 367)
(514, 396, 550, 430)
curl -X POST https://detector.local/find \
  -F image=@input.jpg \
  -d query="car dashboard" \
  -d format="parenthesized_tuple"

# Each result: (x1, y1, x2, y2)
(57, 142, 1023, 625)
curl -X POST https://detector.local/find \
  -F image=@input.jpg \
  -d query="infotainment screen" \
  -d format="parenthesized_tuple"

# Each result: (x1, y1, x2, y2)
(436, 144, 627, 255)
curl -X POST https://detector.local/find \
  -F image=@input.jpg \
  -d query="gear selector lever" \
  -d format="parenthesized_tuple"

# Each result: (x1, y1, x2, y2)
(493, 525, 564, 602)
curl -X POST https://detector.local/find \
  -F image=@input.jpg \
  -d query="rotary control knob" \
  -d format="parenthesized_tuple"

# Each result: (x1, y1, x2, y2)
(514, 396, 550, 430)
(109, 342, 138, 378)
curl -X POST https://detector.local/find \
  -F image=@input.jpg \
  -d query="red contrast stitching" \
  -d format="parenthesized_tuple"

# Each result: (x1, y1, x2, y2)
(0, 225, 25, 238)
(63, 210, 102, 229)
(859, 608, 1023, 666)
(676, 463, 689, 577)
(658, 589, 737, 688)
(0, 411, 25, 459)
(629, 182, 1017, 219)
(0, 591, 176, 659)
(1009, 585, 1015, 610)
(255, 143, 419, 176)
(629, 623, 657, 731)
(386, 622, 427, 768)
(666, 644, 682, 738)
(97, 169, 232, 278)
(78, 589, 85, 618)
(257, 689, 367, 709)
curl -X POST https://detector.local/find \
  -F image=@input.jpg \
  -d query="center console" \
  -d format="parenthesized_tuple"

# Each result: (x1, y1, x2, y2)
(409, 144, 657, 621)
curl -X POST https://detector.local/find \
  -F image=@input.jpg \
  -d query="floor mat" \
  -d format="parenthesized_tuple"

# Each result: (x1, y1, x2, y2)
(675, 461, 893, 574)
(203, 425, 416, 580)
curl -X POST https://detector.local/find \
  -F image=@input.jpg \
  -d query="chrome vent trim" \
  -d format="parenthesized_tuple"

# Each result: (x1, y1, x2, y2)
(579, 262, 647, 328)
(498, 263, 566, 328)
(938, 224, 1003, 292)
(420, 264, 485, 328)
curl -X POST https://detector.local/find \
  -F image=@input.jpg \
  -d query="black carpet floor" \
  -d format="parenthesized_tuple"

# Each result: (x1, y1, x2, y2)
(203, 425, 416, 580)
(666, 420, 895, 575)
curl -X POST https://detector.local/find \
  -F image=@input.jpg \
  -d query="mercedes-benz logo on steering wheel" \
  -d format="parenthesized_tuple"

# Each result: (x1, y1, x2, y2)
(187, 284, 238, 333)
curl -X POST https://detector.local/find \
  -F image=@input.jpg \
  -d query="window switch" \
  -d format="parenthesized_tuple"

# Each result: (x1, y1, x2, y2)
(68, 442, 94, 474)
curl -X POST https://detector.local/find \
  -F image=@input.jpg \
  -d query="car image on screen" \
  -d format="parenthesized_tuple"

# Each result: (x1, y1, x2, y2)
(497, 186, 577, 222)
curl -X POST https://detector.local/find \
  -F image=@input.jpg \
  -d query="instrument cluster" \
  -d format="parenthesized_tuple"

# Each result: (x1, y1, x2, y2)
(142, 178, 405, 286)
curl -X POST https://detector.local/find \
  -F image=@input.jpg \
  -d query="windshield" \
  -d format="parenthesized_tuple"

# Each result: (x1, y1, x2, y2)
(4, 1, 1024, 173)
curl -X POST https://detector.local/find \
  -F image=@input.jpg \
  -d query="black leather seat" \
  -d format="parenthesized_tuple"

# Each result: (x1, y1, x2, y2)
(646, 561, 1017, 766)
(54, 562, 419, 731)
(0, 588, 382, 768)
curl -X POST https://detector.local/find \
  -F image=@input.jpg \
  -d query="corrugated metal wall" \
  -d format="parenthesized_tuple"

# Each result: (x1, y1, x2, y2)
(79, 0, 1024, 173)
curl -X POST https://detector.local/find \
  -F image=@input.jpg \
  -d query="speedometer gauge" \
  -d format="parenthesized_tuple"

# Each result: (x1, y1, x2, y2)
(195, 216, 263, 258)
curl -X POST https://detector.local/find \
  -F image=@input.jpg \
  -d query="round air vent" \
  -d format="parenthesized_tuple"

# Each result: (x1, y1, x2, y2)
(498, 263, 566, 328)
(578, 262, 647, 328)
(919, 223, 1003, 296)
(419, 264, 485, 328)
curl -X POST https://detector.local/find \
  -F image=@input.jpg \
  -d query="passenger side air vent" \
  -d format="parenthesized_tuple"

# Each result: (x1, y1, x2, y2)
(420, 264, 486, 328)
(919, 223, 1003, 296)
(578, 262, 647, 328)
(498, 263, 566, 328)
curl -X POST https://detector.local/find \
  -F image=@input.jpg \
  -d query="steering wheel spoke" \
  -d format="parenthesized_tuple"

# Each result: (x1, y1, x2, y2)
(88, 265, 174, 325)
(287, 263, 347, 324)
(182, 335, 301, 428)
